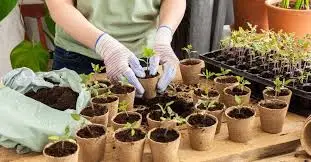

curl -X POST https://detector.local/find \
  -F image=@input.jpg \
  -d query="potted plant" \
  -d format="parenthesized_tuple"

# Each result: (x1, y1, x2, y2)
(179, 44, 205, 85)
(147, 101, 177, 129)
(147, 127, 181, 162)
(186, 113, 218, 151)
(213, 68, 238, 103)
(90, 63, 106, 81)
(199, 69, 216, 89)
(265, 0, 311, 37)
(258, 99, 289, 133)
(195, 100, 226, 134)
(138, 47, 160, 99)
(223, 76, 251, 107)
(71, 114, 107, 162)
(263, 77, 293, 104)
(111, 101, 142, 130)
(80, 102, 109, 127)
(113, 122, 146, 162)
(111, 77, 136, 110)
(225, 96, 256, 143)
(43, 126, 79, 162)
(192, 87, 220, 104)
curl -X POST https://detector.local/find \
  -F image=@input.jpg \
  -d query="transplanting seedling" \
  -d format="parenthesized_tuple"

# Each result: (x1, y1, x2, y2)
(123, 122, 139, 136)
(236, 76, 251, 91)
(215, 68, 232, 77)
(199, 69, 215, 80)
(48, 125, 75, 149)
(182, 44, 198, 60)
(139, 47, 156, 73)
(266, 77, 292, 97)
(119, 101, 129, 117)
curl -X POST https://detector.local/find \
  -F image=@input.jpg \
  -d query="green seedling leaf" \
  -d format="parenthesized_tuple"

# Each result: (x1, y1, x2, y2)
(64, 126, 70, 137)
(48, 136, 60, 141)
(166, 101, 175, 107)
(71, 113, 81, 121)
(91, 63, 105, 73)
(119, 101, 129, 112)
(235, 95, 242, 105)
(143, 47, 156, 58)
(131, 129, 135, 136)
(182, 44, 197, 59)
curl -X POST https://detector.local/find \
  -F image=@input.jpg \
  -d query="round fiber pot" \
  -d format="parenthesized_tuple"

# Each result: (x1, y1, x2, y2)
(146, 111, 177, 130)
(148, 128, 181, 162)
(43, 141, 79, 162)
(258, 99, 288, 134)
(265, 0, 311, 37)
(193, 89, 220, 104)
(76, 124, 107, 162)
(223, 85, 251, 107)
(199, 78, 215, 90)
(186, 113, 218, 151)
(80, 105, 109, 127)
(138, 73, 160, 99)
(233, 0, 268, 31)
(179, 59, 205, 85)
(214, 76, 238, 103)
(113, 128, 146, 162)
(91, 95, 119, 126)
(111, 111, 142, 130)
(206, 103, 226, 134)
(263, 88, 292, 105)
(225, 106, 256, 143)
(301, 115, 311, 156)
(111, 85, 136, 111)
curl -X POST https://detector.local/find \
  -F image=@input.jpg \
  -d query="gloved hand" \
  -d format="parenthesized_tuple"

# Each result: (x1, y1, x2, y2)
(149, 26, 179, 93)
(95, 33, 146, 97)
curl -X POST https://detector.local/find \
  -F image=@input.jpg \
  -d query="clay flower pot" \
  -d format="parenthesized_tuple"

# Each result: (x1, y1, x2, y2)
(192, 88, 220, 104)
(223, 85, 251, 107)
(113, 128, 146, 162)
(258, 99, 288, 134)
(76, 124, 107, 162)
(265, 0, 311, 37)
(148, 128, 181, 162)
(225, 106, 256, 143)
(111, 111, 142, 130)
(43, 140, 79, 162)
(214, 76, 238, 103)
(146, 110, 177, 130)
(91, 95, 119, 126)
(186, 113, 218, 151)
(301, 115, 311, 156)
(80, 105, 109, 127)
(138, 73, 160, 99)
(263, 88, 292, 104)
(111, 84, 136, 111)
(179, 59, 205, 85)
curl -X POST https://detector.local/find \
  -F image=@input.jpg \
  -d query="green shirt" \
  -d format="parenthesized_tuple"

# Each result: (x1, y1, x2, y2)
(54, 0, 161, 60)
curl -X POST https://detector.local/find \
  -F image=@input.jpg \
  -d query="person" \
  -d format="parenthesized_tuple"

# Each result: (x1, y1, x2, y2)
(46, 0, 186, 97)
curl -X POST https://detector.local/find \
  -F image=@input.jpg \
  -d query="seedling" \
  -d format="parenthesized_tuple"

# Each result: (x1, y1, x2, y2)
(215, 68, 232, 77)
(139, 47, 156, 72)
(123, 122, 139, 136)
(198, 100, 216, 111)
(266, 77, 292, 97)
(90, 63, 105, 81)
(281, 0, 310, 10)
(48, 125, 75, 149)
(199, 69, 215, 80)
(236, 76, 251, 91)
(71, 113, 95, 137)
(118, 101, 129, 117)
(157, 101, 175, 121)
(235, 95, 242, 106)
(182, 44, 197, 60)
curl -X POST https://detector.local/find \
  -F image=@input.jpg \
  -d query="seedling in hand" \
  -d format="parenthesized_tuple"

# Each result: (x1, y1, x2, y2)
(123, 122, 139, 136)
(199, 69, 215, 80)
(236, 76, 251, 91)
(118, 101, 129, 117)
(139, 47, 156, 73)
(182, 44, 197, 60)
(215, 68, 232, 77)
(48, 125, 75, 149)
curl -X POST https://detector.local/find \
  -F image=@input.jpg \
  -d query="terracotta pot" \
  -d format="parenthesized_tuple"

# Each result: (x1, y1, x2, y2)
(113, 128, 146, 162)
(263, 88, 292, 104)
(225, 106, 256, 143)
(148, 128, 181, 162)
(76, 124, 107, 162)
(138, 74, 159, 99)
(112, 85, 136, 111)
(186, 114, 218, 151)
(91, 95, 119, 126)
(43, 141, 79, 162)
(233, 0, 268, 31)
(266, 0, 311, 37)
(192, 89, 220, 104)
(179, 59, 205, 85)
(146, 111, 177, 130)
(111, 111, 142, 130)
(223, 85, 251, 107)
(214, 76, 238, 103)
(258, 99, 288, 134)
(301, 115, 311, 156)
(81, 106, 109, 127)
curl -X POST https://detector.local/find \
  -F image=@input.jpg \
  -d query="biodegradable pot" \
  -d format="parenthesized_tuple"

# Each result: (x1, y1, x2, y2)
(225, 106, 256, 143)
(113, 128, 146, 162)
(258, 99, 288, 134)
(192, 89, 220, 104)
(111, 111, 142, 130)
(186, 114, 218, 151)
(148, 128, 181, 162)
(81, 105, 109, 127)
(76, 124, 107, 162)
(111, 85, 136, 111)
(91, 95, 119, 126)
(199, 78, 215, 90)
(214, 76, 238, 103)
(223, 85, 251, 107)
(179, 59, 205, 85)
(146, 111, 177, 130)
(301, 115, 311, 156)
(43, 141, 79, 162)
(233, 0, 268, 31)
(138, 73, 160, 99)
(266, 0, 311, 37)
(263, 88, 292, 104)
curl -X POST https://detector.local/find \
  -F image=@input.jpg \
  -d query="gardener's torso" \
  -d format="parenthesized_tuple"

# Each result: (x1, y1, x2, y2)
(55, 0, 161, 60)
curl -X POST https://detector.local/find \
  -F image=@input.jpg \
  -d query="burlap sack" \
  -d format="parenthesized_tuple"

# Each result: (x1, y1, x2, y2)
(192, 89, 220, 104)
(186, 114, 218, 151)
(258, 99, 288, 134)
(263, 88, 292, 105)
(138, 74, 159, 99)
(91, 96, 119, 126)
(111, 112, 142, 130)
(223, 85, 251, 107)
(206, 103, 226, 134)
(301, 115, 311, 156)
(76, 124, 107, 162)
(82, 107, 109, 127)
(148, 128, 181, 162)
(146, 111, 177, 130)
(214, 76, 238, 103)
(114, 85, 135, 111)
(43, 141, 79, 162)
(179, 59, 204, 85)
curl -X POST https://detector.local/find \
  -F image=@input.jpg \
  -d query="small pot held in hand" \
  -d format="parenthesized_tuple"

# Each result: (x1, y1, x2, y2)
(258, 99, 288, 134)
(91, 95, 119, 126)
(214, 76, 238, 103)
(111, 84, 136, 111)
(146, 110, 177, 130)
(223, 85, 251, 107)
(179, 59, 205, 85)
(80, 104, 109, 127)
(263, 88, 292, 105)
(138, 72, 160, 99)
(111, 111, 142, 130)
(43, 140, 79, 162)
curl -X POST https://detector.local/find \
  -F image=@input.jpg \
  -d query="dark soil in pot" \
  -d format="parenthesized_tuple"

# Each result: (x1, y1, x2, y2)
(225, 87, 249, 96)
(228, 107, 254, 119)
(115, 129, 146, 142)
(80, 105, 108, 117)
(44, 141, 77, 157)
(77, 125, 106, 138)
(197, 102, 224, 111)
(260, 102, 287, 109)
(226, 59, 236, 66)
(150, 128, 179, 143)
(25, 86, 78, 111)
(302, 84, 311, 92)
(149, 110, 168, 121)
(111, 85, 135, 94)
(194, 89, 219, 98)
(260, 71, 274, 79)
(188, 114, 216, 127)
(181, 59, 201, 65)
(113, 113, 141, 124)
(170, 99, 194, 118)
(265, 89, 290, 96)
(215, 55, 227, 62)
(216, 77, 238, 84)
(92, 96, 118, 104)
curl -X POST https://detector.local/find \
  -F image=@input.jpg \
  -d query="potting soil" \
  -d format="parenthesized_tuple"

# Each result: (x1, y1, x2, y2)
(150, 128, 179, 143)
(44, 141, 77, 157)
(77, 125, 106, 138)
(115, 129, 146, 142)
(80, 105, 108, 117)
(228, 107, 254, 119)
(111, 85, 135, 94)
(188, 114, 216, 127)
(113, 113, 141, 124)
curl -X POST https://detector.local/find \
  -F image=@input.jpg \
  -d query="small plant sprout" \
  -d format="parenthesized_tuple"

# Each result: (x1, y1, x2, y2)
(215, 68, 232, 77)
(281, 0, 310, 10)
(119, 101, 129, 116)
(157, 101, 175, 119)
(236, 76, 251, 91)
(235, 95, 242, 106)
(139, 47, 156, 72)
(123, 122, 139, 136)
(48, 125, 75, 149)
(199, 69, 215, 80)
(118, 76, 131, 87)
(266, 77, 292, 97)
(198, 99, 216, 111)
(80, 74, 93, 85)
(182, 44, 198, 59)
(71, 113, 95, 137)
(91, 63, 105, 81)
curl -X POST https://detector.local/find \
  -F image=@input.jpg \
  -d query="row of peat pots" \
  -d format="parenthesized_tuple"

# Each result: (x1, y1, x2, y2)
(234, 0, 311, 37)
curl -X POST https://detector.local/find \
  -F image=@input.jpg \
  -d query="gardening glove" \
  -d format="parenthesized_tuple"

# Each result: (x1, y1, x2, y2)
(95, 33, 146, 97)
(149, 26, 180, 93)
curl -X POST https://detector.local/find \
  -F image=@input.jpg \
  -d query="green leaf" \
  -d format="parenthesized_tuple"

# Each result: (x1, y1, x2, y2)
(160, 117, 167, 121)
(64, 126, 70, 137)
(0, 0, 19, 22)
(235, 95, 242, 105)
(143, 47, 156, 58)
(131, 129, 135, 136)
(10, 41, 49, 72)
(71, 113, 81, 121)
(48, 136, 60, 141)
(166, 101, 175, 107)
